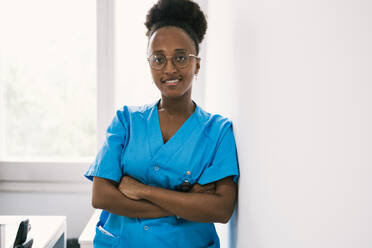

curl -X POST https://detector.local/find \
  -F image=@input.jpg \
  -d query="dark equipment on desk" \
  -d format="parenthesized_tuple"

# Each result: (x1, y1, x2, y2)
(13, 219, 33, 248)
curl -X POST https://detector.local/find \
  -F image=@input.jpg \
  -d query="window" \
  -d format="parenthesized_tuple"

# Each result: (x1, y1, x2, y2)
(114, 0, 159, 108)
(0, 0, 96, 161)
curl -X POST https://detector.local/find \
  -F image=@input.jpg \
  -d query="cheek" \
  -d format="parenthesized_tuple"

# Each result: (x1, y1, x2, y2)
(184, 65, 197, 79)
(182, 60, 196, 73)
(186, 71, 195, 80)
(150, 70, 161, 82)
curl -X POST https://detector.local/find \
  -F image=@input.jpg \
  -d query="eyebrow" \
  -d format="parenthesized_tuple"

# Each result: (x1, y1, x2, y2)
(152, 48, 188, 53)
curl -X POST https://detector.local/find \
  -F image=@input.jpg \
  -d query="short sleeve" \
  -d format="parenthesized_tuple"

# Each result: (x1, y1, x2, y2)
(198, 122, 240, 185)
(84, 109, 128, 183)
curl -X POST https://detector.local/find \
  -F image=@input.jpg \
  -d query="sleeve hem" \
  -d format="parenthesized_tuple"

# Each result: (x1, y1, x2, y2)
(197, 173, 239, 185)
(84, 171, 121, 184)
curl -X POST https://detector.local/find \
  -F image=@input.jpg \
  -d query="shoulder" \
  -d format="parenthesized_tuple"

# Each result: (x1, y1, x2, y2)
(195, 105, 234, 141)
(117, 101, 155, 115)
(114, 101, 157, 127)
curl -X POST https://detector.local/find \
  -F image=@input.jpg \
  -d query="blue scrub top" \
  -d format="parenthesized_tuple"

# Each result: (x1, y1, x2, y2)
(85, 99, 240, 248)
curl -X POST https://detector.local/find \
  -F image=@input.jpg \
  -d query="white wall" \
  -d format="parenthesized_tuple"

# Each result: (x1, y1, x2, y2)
(0, 162, 95, 239)
(0, 191, 94, 239)
(205, 0, 372, 247)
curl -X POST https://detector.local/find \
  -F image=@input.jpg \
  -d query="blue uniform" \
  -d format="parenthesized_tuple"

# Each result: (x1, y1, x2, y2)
(85, 99, 239, 248)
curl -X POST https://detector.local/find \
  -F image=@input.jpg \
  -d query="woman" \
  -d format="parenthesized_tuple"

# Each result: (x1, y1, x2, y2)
(85, 0, 240, 247)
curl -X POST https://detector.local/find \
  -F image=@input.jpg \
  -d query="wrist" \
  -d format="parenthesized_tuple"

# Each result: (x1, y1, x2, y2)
(139, 184, 152, 199)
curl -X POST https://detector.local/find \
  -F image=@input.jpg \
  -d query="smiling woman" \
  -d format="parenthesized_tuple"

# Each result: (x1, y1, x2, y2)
(85, 0, 240, 247)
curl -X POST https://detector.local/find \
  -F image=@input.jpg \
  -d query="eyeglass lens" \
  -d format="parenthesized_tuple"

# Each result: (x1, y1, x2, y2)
(149, 53, 190, 70)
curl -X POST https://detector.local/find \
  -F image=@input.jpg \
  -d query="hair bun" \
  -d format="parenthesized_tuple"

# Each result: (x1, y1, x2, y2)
(145, 0, 207, 44)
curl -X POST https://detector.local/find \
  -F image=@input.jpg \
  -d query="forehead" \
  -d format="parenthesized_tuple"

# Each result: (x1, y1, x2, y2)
(148, 26, 196, 54)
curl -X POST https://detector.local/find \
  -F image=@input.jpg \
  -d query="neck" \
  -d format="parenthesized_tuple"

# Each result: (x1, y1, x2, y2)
(158, 95, 195, 116)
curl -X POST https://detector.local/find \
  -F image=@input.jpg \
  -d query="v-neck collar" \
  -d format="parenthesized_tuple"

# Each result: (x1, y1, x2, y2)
(147, 99, 201, 164)
(154, 98, 199, 146)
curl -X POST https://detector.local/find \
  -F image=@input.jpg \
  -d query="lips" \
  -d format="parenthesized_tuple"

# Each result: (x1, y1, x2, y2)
(161, 76, 183, 85)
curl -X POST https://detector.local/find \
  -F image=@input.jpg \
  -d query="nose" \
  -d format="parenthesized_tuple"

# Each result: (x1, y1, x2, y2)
(163, 58, 177, 75)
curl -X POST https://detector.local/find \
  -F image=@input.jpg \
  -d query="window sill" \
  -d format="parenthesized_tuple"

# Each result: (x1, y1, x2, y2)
(0, 161, 91, 193)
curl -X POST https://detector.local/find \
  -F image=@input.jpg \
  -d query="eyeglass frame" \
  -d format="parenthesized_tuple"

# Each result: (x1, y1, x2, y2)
(147, 53, 200, 71)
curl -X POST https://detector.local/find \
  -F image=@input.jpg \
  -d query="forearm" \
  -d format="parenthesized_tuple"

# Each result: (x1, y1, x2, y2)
(92, 177, 173, 218)
(140, 185, 232, 223)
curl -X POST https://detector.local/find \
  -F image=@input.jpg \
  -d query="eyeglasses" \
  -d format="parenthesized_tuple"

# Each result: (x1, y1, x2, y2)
(147, 52, 199, 70)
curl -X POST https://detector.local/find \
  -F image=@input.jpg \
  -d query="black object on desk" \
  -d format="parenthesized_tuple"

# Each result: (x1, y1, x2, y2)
(13, 219, 33, 248)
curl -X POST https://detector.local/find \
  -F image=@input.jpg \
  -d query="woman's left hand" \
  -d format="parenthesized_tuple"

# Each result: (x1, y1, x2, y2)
(119, 175, 146, 200)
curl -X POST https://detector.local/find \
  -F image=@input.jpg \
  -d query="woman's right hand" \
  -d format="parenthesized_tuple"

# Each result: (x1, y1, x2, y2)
(189, 182, 216, 194)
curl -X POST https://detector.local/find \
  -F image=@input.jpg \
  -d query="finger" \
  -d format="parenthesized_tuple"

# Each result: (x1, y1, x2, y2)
(202, 182, 216, 187)
(124, 192, 140, 201)
(190, 183, 214, 193)
(200, 183, 216, 191)
(189, 183, 202, 193)
(205, 183, 216, 189)
(194, 186, 213, 193)
(204, 189, 216, 194)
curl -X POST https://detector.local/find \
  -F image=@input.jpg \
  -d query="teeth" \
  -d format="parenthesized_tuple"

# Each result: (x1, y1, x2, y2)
(166, 79, 179, 83)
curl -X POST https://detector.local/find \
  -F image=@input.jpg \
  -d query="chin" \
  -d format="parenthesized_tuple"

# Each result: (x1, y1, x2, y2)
(162, 90, 192, 100)
(158, 83, 192, 98)
(162, 92, 184, 99)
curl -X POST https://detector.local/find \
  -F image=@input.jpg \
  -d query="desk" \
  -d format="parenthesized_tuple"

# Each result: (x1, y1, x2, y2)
(78, 210, 100, 248)
(0, 216, 66, 248)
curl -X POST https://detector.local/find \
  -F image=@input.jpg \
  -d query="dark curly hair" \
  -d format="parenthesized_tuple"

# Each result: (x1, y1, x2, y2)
(145, 0, 207, 54)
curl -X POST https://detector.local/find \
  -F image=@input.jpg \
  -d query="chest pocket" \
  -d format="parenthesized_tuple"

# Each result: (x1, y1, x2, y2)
(149, 140, 214, 191)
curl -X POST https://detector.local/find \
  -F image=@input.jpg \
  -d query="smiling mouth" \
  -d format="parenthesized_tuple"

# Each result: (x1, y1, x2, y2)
(161, 76, 183, 86)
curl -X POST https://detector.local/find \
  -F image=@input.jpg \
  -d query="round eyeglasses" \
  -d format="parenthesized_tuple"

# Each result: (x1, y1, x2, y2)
(147, 52, 199, 70)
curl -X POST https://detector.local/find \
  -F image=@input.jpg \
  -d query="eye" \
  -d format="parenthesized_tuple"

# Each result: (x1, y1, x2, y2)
(152, 55, 165, 65)
(174, 54, 187, 64)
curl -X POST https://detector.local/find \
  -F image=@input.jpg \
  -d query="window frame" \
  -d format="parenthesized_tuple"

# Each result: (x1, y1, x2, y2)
(0, 0, 114, 193)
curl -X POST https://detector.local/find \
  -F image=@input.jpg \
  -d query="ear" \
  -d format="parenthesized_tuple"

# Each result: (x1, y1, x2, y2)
(195, 57, 201, 75)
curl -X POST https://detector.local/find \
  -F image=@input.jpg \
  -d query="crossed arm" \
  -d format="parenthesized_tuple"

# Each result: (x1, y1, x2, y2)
(92, 175, 237, 223)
